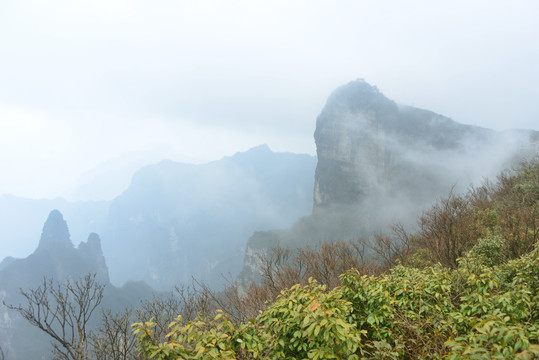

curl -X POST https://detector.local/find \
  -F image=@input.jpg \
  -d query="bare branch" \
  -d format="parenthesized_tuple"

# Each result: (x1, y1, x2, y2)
(3, 273, 105, 360)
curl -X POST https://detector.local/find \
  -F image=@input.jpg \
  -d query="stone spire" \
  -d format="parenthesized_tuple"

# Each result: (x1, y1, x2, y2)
(37, 209, 73, 249)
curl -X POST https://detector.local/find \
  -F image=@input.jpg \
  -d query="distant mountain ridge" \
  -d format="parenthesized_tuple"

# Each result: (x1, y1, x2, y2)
(104, 144, 317, 289)
(0, 210, 110, 294)
(0, 144, 317, 356)
(2, 79, 537, 309)
(0, 145, 317, 291)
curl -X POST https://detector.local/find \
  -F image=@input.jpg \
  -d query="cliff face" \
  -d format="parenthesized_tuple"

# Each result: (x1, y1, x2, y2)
(313, 80, 396, 208)
(313, 79, 537, 217)
(240, 79, 539, 285)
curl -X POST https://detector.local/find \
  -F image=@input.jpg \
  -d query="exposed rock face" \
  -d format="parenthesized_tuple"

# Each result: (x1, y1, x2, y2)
(313, 80, 536, 212)
(239, 79, 539, 285)
(313, 80, 538, 220)
(313, 80, 397, 208)
(78, 232, 110, 284)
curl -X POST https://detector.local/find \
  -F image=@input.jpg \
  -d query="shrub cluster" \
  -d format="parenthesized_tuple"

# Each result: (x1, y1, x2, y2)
(134, 242, 539, 359)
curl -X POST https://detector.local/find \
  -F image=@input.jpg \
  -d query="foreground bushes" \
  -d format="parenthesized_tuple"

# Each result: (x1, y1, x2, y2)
(133, 239, 539, 359)
(134, 161, 539, 359)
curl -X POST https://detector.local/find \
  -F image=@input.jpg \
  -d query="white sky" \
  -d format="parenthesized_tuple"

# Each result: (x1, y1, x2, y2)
(1, 0, 538, 200)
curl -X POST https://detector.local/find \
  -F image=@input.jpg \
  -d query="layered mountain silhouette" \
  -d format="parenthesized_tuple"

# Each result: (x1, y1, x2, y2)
(1, 80, 538, 335)
(0, 146, 316, 291)
(0, 210, 109, 296)
(104, 145, 317, 289)
(0, 195, 109, 261)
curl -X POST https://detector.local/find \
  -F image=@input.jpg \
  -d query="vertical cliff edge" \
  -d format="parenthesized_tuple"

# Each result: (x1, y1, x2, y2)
(239, 79, 539, 285)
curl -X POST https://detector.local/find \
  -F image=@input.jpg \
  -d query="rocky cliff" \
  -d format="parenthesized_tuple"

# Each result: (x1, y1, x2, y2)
(0, 194, 109, 262)
(0, 210, 110, 291)
(239, 79, 539, 285)
(313, 79, 537, 214)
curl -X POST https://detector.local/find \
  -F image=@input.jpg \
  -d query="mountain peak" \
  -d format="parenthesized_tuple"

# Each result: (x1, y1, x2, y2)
(318, 79, 395, 124)
(37, 209, 73, 249)
(233, 144, 272, 157)
(78, 232, 103, 254)
(249, 144, 271, 152)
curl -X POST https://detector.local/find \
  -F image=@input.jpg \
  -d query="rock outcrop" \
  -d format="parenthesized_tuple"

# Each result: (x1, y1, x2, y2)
(0, 210, 110, 359)
(313, 79, 537, 215)
(0, 194, 109, 262)
(0, 210, 110, 297)
(37, 209, 73, 249)
(239, 79, 539, 285)
(0, 210, 153, 360)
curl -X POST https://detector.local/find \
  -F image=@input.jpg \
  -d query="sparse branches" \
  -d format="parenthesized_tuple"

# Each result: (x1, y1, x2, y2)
(258, 247, 303, 297)
(415, 189, 479, 268)
(173, 282, 213, 322)
(3, 273, 105, 360)
(391, 222, 414, 259)
(134, 282, 213, 343)
(492, 162, 539, 256)
(184, 240, 379, 327)
(370, 233, 400, 269)
(297, 241, 365, 288)
(259, 240, 376, 294)
(193, 278, 261, 324)
(135, 293, 183, 343)
(89, 308, 140, 360)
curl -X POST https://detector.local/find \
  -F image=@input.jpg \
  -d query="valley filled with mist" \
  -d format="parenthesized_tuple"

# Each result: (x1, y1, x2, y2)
(2, 1, 539, 358)
(1, 79, 538, 359)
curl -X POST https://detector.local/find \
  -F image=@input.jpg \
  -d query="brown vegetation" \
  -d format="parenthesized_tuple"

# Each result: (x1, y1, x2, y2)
(8, 160, 539, 359)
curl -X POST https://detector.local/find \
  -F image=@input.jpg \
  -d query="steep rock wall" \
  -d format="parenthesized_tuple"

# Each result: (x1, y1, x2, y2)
(240, 79, 539, 285)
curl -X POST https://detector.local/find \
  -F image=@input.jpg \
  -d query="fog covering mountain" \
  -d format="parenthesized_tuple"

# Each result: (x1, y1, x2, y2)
(2, 79, 537, 358)
(0, 145, 316, 291)
(0, 210, 154, 360)
(240, 80, 539, 283)
(104, 145, 316, 290)
(0, 146, 315, 357)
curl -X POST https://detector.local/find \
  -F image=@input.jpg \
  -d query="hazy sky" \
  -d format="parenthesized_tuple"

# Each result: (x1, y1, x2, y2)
(1, 0, 538, 200)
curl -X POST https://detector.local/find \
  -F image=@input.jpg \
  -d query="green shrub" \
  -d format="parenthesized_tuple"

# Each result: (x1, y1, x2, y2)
(468, 234, 507, 267)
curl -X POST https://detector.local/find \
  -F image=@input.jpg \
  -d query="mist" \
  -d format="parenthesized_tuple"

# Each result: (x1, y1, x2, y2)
(247, 80, 539, 257)
(3, 2, 539, 358)
(1, 0, 539, 204)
